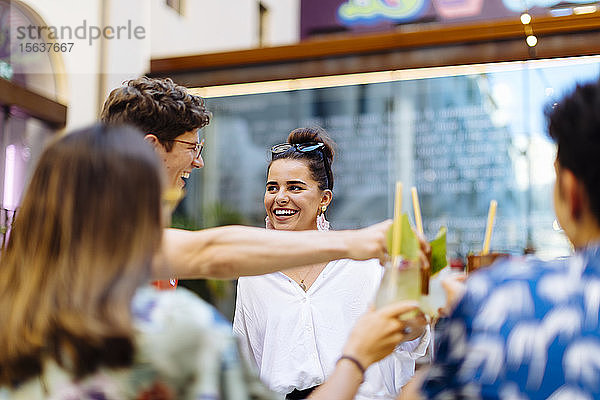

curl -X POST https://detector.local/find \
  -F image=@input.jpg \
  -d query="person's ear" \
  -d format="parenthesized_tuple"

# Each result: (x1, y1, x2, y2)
(560, 168, 584, 221)
(144, 134, 162, 151)
(320, 189, 333, 209)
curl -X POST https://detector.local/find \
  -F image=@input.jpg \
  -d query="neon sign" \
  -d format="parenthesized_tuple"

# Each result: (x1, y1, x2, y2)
(338, 0, 429, 25)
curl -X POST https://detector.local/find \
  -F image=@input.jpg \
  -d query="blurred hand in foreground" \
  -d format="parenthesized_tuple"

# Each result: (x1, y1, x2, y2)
(438, 273, 467, 318)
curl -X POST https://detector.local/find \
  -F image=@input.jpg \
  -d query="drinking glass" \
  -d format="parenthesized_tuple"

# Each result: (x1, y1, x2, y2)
(375, 257, 422, 309)
(466, 252, 510, 274)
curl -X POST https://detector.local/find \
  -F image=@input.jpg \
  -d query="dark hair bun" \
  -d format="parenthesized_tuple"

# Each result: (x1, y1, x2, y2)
(287, 126, 335, 163)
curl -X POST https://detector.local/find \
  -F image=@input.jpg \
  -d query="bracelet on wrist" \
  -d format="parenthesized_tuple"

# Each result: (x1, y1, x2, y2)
(337, 355, 366, 381)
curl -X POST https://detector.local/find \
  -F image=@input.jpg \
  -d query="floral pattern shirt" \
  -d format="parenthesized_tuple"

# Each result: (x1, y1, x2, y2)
(1, 287, 278, 400)
(422, 245, 600, 399)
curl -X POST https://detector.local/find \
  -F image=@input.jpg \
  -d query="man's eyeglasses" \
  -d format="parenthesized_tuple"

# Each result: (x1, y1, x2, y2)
(166, 138, 205, 159)
(270, 142, 332, 190)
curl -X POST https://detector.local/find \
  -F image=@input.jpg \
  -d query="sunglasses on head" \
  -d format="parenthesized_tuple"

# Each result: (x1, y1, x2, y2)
(270, 142, 332, 190)
(270, 142, 325, 155)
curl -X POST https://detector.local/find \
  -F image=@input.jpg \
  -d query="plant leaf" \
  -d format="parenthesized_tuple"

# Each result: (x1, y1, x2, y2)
(430, 226, 447, 275)
(387, 213, 419, 260)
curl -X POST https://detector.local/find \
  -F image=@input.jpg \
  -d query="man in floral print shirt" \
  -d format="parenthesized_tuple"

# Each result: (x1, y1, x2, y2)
(411, 81, 600, 399)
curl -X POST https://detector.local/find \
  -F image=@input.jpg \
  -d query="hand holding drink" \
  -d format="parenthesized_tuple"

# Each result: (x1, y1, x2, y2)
(375, 184, 447, 318)
(375, 183, 423, 310)
(375, 190, 509, 320)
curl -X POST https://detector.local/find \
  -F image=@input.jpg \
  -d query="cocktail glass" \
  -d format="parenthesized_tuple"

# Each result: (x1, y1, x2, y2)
(375, 257, 422, 309)
(466, 252, 510, 274)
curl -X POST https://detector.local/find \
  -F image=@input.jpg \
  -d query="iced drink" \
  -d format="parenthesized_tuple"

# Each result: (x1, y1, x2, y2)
(466, 252, 510, 274)
(375, 257, 422, 309)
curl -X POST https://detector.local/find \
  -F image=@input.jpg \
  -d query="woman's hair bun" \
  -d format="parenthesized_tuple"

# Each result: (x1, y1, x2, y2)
(287, 126, 335, 162)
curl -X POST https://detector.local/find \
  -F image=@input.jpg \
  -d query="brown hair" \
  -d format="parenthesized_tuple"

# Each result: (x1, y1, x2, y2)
(0, 124, 164, 386)
(269, 126, 335, 191)
(100, 76, 211, 151)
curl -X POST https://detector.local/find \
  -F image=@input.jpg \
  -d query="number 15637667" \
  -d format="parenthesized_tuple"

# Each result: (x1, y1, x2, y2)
(19, 42, 74, 52)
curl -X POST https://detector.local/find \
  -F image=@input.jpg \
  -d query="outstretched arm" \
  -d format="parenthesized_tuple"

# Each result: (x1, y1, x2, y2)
(156, 220, 391, 279)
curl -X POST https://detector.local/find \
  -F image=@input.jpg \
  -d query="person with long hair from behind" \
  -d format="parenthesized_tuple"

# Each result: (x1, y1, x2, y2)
(0, 123, 425, 400)
(234, 127, 430, 400)
(0, 124, 273, 399)
(0, 124, 164, 398)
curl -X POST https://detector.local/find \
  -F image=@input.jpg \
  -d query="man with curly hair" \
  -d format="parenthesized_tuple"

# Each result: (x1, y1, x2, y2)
(101, 77, 211, 190)
(101, 77, 394, 282)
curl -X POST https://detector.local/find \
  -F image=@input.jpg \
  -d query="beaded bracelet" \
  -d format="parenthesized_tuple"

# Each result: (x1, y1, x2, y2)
(337, 355, 366, 381)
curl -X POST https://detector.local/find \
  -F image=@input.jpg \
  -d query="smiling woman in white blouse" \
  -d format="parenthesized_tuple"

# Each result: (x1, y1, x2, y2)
(233, 127, 430, 400)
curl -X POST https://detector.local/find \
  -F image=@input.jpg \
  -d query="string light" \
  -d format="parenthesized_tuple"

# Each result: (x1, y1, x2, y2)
(526, 35, 538, 47)
(520, 11, 537, 50)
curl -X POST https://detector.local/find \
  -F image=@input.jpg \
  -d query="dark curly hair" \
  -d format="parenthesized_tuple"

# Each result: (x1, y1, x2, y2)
(269, 126, 335, 191)
(100, 77, 211, 151)
(546, 79, 600, 224)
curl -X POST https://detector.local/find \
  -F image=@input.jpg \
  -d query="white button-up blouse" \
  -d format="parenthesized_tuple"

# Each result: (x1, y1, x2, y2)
(233, 258, 430, 399)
